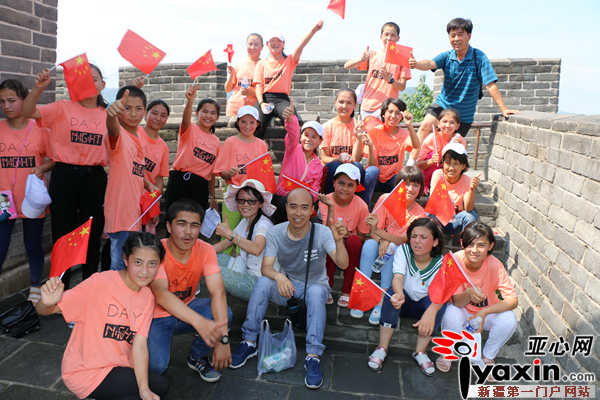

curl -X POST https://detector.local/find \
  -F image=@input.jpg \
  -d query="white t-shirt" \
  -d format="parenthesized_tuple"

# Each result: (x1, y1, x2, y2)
(233, 215, 273, 277)
(393, 243, 443, 302)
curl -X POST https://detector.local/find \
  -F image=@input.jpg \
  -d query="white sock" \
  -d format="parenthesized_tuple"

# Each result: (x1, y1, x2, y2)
(245, 340, 256, 347)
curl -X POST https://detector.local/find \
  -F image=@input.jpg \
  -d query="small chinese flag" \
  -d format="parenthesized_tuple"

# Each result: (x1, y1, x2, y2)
(281, 174, 310, 192)
(428, 252, 468, 304)
(140, 190, 162, 225)
(384, 42, 412, 68)
(363, 115, 384, 132)
(60, 53, 97, 103)
(383, 181, 407, 226)
(326, 0, 346, 19)
(424, 180, 455, 226)
(223, 44, 234, 63)
(118, 30, 166, 74)
(187, 50, 218, 80)
(348, 269, 385, 311)
(246, 154, 277, 192)
(50, 219, 93, 278)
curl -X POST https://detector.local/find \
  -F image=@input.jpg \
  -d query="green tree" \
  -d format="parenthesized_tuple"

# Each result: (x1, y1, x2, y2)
(401, 74, 433, 122)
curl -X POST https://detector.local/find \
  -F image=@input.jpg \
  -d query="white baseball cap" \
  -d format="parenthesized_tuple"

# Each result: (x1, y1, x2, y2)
(301, 121, 324, 138)
(22, 174, 52, 219)
(442, 142, 467, 158)
(237, 105, 260, 120)
(266, 32, 285, 42)
(334, 163, 361, 183)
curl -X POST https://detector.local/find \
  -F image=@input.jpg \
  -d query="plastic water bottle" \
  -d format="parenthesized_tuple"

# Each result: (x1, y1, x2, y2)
(466, 316, 482, 333)
(241, 77, 248, 98)
(372, 243, 395, 273)
(263, 102, 275, 114)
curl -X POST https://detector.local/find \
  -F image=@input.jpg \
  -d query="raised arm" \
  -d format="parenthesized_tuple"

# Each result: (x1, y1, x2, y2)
(181, 85, 199, 132)
(291, 20, 324, 62)
(22, 69, 52, 119)
(344, 46, 370, 70)
(106, 89, 129, 149)
(403, 111, 420, 149)
(408, 51, 437, 71)
(224, 65, 236, 93)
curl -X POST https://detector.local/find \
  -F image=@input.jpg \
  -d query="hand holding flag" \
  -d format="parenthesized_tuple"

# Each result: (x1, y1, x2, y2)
(348, 269, 392, 311)
(140, 190, 162, 225)
(50, 218, 93, 278)
(118, 30, 166, 75)
(428, 252, 482, 304)
(60, 54, 98, 102)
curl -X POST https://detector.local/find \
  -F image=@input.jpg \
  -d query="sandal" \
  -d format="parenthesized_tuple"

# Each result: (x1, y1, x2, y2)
(28, 287, 41, 306)
(368, 347, 387, 371)
(337, 295, 350, 308)
(436, 357, 451, 373)
(413, 351, 435, 377)
(483, 358, 495, 382)
(327, 293, 334, 305)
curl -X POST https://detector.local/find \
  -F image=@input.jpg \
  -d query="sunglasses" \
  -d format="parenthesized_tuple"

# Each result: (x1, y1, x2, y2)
(236, 198, 259, 206)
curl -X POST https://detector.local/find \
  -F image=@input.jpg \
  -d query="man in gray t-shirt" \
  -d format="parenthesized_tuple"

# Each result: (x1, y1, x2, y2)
(229, 188, 348, 389)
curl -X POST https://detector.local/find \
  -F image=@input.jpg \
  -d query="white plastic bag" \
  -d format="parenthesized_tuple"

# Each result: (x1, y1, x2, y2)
(200, 208, 221, 238)
(257, 319, 297, 375)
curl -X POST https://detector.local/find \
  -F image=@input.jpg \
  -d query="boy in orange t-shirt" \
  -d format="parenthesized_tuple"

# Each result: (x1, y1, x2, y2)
(105, 86, 159, 271)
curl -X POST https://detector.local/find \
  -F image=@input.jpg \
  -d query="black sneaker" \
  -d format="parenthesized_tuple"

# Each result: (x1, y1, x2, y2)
(187, 355, 220, 382)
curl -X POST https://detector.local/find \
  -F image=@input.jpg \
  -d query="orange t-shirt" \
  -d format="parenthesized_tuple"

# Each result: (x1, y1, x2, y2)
(318, 193, 370, 235)
(212, 136, 268, 186)
(142, 130, 169, 184)
(373, 194, 426, 236)
(254, 54, 298, 95)
(430, 169, 471, 212)
(417, 133, 466, 162)
(171, 124, 220, 180)
(320, 119, 369, 160)
(37, 100, 108, 166)
(153, 238, 220, 319)
(452, 250, 517, 315)
(226, 58, 260, 116)
(104, 126, 148, 233)
(361, 49, 412, 113)
(369, 127, 414, 183)
(0, 120, 52, 218)
(58, 270, 155, 399)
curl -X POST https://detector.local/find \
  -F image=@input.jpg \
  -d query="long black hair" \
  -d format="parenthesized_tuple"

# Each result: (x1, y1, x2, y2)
(236, 186, 265, 241)
(89, 64, 109, 108)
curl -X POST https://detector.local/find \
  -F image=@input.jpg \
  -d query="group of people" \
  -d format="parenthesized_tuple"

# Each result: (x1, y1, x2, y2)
(0, 16, 522, 400)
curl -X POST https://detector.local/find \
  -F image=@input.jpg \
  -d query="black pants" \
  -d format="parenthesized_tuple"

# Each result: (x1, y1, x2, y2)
(88, 366, 169, 400)
(49, 162, 106, 289)
(254, 92, 299, 139)
(164, 170, 209, 212)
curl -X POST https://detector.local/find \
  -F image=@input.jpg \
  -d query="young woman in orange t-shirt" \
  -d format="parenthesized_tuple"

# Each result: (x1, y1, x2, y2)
(225, 34, 264, 117)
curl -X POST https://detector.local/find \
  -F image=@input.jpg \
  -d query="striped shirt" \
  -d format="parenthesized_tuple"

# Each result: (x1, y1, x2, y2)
(432, 46, 497, 124)
(392, 243, 443, 301)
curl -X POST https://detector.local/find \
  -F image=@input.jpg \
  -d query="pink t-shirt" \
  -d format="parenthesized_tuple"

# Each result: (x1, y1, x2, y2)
(37, 100, 108, 166)
(0, 120, 52, 218)
(58, 270, 155, 399)
(430, 169, 471, 212)
(373, 194, 426, 236)
(275, 116, 323, 198)
(142, 130, 169, 184)
(361, 49, 412, 113)
(104, 126, 149, 233)
(212, 136, 268, 186)
(254, 54, 298, 95)
(171, 124, 220, 180)
(369, 126, 414, 183)
(318, 193, 370, 235)
(226, 58, 260, 116)
(452, 250, 517, 315)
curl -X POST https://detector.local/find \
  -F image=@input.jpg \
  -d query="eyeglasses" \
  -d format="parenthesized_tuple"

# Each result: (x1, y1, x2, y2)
(236, 198, 258, 206)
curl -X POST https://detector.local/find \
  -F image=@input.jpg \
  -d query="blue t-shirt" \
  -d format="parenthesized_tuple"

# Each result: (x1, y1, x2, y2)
(432, 46, 497, 123)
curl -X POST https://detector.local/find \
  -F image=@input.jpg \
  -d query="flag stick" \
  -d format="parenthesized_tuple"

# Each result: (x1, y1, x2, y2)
(35, 65, 57, 82)
(372, 180, 404, 214)
(281, 174, 319, 195)
(128, 195, 162, 231)
(238, 152, 270, 170)
(356, 269, 393, 298)
(448, 251, 482, 294)
(384, 220, 396, 232)
(432, 128, 438, 154)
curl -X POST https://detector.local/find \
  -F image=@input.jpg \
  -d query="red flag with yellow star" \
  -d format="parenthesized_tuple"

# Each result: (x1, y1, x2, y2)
(428, 252, 468, 304)
(383, 181, 407, 226)
(326, 0, 346, 19)
(363, 115, 385, 132)
(280, 174, 311, 192)
(59, 53, 97, 102)
(187, 50, 218, 80)
(348, 269, 385, 311)
(50, 218, 93, 278)
(246, 153, 277, 192)
(384, 42, 412, 68)
(117, 30, 166, 74)
(140, 190, 162, 225)
(424, 179, 455, 226)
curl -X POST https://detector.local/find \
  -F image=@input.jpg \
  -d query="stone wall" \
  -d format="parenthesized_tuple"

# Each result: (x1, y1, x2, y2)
(487, 111, 600, 379)
(0, 0, 58, 297)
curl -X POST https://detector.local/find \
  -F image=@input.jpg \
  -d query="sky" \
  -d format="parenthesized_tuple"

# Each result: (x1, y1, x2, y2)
(56, 0, 599, 114)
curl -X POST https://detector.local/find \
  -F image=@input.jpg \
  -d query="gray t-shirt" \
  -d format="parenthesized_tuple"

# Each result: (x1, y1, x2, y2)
(265, 222, 336, 288)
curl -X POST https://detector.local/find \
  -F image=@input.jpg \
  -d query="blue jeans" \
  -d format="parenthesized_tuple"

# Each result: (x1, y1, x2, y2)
(363, 167, 397, 211)
(108, 231, 136, 271)
(380, 288, 447, 334)
(241, 276, 329, 356)
(147, 298, 233, 375)
(358, 239, 394, 289)
(324, 161, 367, 203)
(429, 210, 478, 235)
(0, 217, 45, 286)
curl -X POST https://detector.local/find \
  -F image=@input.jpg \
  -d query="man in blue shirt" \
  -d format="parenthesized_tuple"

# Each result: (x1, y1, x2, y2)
(407, 18, 520, 163)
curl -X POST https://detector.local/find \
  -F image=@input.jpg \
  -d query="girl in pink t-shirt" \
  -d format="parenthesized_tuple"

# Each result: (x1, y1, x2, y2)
(0, 79, 54, 305)
(438, 222, 518, 376)
(253, 20, 323, 138)
(225, 34, 264, 116)
(36, 232, 169, 400)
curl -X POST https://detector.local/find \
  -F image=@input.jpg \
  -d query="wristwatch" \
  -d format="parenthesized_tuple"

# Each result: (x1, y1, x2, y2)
(220, 335, 230, 345)
(388, 77, 395, 84)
